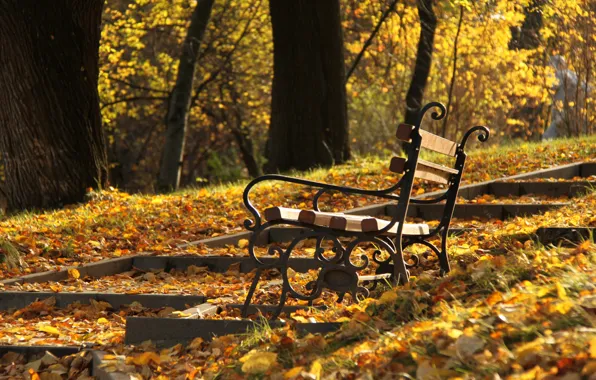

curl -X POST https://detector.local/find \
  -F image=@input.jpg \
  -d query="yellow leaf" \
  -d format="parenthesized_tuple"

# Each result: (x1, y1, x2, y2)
(240, 351, 277, 374)
(68, 268, 80, 279)
(97, 317, 109, 324)
(309, 360, 322, 380)
(555, 281, 567, 299)
(590, 337, 596, 359)
(377, 290, 398, 305)
(447, 329, 463, 339)
(237, 239, 249, 249)
(38, 325, 60, 336)
(551, 300, 574, 315)
(28, 369, 40, 380)
(130, 351, 161, 366)
(284, 366, 304, 379)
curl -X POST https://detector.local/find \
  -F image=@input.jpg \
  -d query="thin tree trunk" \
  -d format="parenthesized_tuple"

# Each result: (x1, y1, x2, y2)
(441, 6, 464, 138)
(221, 83, 262, 178)
(158, 0, 215, 193)
(0, 0, 107, 211)
(404, 0, 437, 126)
(265, 0, 349, 173)
(231, 128, 261, 178)
(345, 0, 399, 84)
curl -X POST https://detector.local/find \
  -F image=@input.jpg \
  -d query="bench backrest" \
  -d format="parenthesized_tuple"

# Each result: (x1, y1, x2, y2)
(388, 102, 489, 240)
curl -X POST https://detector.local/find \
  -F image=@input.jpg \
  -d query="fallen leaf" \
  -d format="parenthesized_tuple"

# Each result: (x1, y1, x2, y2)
(240, 351, 277, 374)
(37, 325, 60, 336)
(555, 281, 567, 299)
(309, 360, 322, 380)
(129, 351, 161, 366)
(455, 335, 484, 360)
(29, 369, 40, 380)
(377, 290, 398, 305)
(284, 366, 304, 379)
(67, 268, 80, 279)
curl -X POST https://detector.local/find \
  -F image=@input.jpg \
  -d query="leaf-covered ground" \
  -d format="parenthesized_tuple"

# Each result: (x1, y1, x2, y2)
(0, 137, 595, 379)
(0, 136, 595, 280)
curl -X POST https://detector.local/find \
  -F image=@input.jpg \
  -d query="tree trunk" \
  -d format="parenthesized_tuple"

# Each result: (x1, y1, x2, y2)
(441, 6, 464, 139)
(232, 127, 261, 178)
(404, 0, 437, 126)
(265, 0, 349, 173)
(157, 0, 215, 193)
(225, 85, 262, 178)
(0, 0, 107, 211)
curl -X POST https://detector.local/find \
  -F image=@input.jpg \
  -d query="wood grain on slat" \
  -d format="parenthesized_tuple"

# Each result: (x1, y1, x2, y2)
(395, 123, 458, 156)
(418, 159, 458, 174)
(359, 273, 392, 282)
(264, 207, 301, 221)
(414, 159, 458, 184)
(299, 210, 336, 227)
(419, 130, 458, 156)
(360, 217, 429, 235)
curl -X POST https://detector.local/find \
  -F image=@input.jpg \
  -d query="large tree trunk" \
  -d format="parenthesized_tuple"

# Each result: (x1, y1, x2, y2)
(265, 0, 350, 173)
(0, 0, 107, 211)
(157, 0, 215, 193)
(404, 0, 437, 126)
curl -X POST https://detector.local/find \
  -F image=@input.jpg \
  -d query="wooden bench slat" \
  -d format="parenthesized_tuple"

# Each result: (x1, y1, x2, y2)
(264, 207, 429, 236)
(358, 273, 392, 282)
(418, 159, 459, 174)
(264, 207, 301, 221)
(415, 159, 458, 184)
(389, 157, 459, 185)
(420, 130, 458, 156)
(396, 123, 459, 156)
(361, 217, 429, 235)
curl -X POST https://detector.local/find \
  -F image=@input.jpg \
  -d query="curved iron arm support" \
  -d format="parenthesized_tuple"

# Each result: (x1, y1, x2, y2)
(312, 179, 448, 211)
(243, 174, 405, 231)
(418, 102, 447, 125)
(459, 125, 490, 150)
(312, 177, 408, 212)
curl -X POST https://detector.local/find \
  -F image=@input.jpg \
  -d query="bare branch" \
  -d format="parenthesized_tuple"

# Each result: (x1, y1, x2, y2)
(345, 0, 399, 83)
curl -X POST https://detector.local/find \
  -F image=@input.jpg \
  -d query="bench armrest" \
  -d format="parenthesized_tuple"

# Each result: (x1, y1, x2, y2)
(243, 174, 403, 230)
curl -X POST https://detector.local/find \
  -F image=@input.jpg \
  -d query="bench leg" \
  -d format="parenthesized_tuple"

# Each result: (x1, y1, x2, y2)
(393, 243, 410, 285)
(271, 282, 290, 321)
(242, 268, 263, 318)
(439, 233, 451, 275)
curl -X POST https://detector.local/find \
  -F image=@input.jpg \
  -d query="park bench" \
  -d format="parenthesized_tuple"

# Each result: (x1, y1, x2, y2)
(241, 102, 489, 319)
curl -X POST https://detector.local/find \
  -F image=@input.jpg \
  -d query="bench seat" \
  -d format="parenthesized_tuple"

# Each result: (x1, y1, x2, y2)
(264, 207, 429, 236)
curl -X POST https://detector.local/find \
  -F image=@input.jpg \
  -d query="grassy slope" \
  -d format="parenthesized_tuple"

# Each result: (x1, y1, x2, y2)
(0, 136, 595, 378)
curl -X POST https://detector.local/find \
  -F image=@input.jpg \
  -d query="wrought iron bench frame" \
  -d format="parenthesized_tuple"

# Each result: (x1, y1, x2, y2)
(241, 102, 489, 320)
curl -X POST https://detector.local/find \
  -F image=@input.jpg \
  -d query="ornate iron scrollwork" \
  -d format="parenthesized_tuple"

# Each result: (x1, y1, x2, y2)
(240, 102, 490, 320)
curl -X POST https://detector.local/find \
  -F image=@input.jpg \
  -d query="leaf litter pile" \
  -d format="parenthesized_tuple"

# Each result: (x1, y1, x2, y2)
(0, 138, 595, 378)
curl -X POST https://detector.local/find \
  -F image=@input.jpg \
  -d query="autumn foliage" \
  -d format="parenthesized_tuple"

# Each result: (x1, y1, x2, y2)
(99, 0, 596, 191)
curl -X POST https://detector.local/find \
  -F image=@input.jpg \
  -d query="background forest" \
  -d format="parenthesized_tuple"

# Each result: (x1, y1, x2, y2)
(99, 0, 595, 192)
